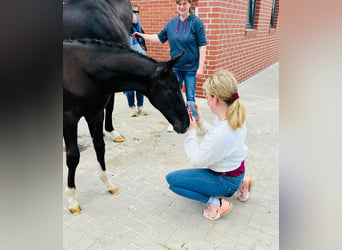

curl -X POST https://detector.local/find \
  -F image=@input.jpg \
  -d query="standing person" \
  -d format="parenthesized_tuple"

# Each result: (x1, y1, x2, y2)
(166, 70, 255, 220)
(126, 4, 148, 117)
(133, 0, 207, 131)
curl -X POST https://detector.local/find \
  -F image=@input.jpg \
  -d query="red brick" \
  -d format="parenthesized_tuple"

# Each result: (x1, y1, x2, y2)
(133, 0, 279, 99)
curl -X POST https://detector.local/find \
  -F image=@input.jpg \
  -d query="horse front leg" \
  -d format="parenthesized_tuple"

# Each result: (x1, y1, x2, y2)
(63, 113, 82, 215)
(104, 93, 125, 143)
(86, 112, 120, 195)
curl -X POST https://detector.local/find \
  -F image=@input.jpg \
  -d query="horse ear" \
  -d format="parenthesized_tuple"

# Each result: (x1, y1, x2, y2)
(167, 51, 184, 69)
(155, 52, 184, 76)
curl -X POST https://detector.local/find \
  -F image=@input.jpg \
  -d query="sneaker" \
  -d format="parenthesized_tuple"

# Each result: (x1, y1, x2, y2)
(237, 177, 255, 202)
(130, 106, 137, 117)
(138, 106, 148, 116)
(167, 124, 174, 132)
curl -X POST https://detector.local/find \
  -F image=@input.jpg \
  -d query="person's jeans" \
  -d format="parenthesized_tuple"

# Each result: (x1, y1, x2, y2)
(172, 70, 197, 102)
(126, 42, 146, 107)
(166, 168, 244, 205)
(173, 70, 199, 119)
(126, 91, 144, 107)
(131, 42, 146, 55)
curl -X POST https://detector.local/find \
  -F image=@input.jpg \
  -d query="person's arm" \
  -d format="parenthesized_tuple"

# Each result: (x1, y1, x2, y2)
(193, 103, 211, 134)
(198, 120, 211, 134)
(196, 45, 207, 78)
(184, 124, 227, 167)
(132, 13, 137, 24)
(132, 32, 161, 43)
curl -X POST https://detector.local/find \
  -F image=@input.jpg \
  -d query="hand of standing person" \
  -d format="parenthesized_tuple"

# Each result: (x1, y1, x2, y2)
(196, 67, 204, 79)
(196, 46, 207, 79)
(132, 32, 161, 43)
(132, 31, 141, 40)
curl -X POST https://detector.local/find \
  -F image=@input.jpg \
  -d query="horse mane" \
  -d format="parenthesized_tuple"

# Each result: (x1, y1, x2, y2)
(63, 38, 158, 63)
(63, 38, 127, 49)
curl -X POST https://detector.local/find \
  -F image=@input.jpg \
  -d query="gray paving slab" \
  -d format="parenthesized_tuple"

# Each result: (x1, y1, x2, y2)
(63, 62, 279, 250)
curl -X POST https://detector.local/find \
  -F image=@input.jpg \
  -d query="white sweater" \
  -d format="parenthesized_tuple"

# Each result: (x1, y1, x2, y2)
(184, 116, 248, 172)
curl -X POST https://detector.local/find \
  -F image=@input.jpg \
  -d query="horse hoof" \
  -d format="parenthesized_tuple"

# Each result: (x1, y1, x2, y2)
(69, 205, 82, 215)
(108, 187, 120, 195)
(113, 136, 125, 143)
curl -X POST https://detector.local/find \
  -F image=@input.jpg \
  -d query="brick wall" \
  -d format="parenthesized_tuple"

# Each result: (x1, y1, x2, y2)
(133, 0, 280, 99)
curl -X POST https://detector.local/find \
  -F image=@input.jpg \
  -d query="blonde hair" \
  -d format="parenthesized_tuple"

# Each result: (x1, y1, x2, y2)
(204, 70, 247, 131)
(176, 0, 193, 13)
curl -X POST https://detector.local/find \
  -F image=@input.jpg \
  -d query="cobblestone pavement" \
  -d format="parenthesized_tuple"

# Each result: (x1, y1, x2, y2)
(63, 63, 279, 250)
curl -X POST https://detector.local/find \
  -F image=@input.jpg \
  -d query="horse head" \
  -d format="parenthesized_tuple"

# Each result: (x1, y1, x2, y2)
(147, 52, 190, 133)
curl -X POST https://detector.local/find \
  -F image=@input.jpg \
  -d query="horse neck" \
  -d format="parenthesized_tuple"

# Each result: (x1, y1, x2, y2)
(96, 50, 157, 93)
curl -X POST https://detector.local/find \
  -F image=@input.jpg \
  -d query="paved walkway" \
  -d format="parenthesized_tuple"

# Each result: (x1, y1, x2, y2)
(63, 63, 279, 249)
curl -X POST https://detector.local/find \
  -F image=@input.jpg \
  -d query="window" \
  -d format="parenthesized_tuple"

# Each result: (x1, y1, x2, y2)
(270, 0, 277, 28)
(246, 0, 257, 29)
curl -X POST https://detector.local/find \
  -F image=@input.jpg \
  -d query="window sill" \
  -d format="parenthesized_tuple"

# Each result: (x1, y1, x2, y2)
(245, 29, 258, 37)
(269, 28, 276, 34)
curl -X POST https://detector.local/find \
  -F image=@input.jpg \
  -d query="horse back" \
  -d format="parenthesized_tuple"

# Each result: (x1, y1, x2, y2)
(63, 0, 132, 45)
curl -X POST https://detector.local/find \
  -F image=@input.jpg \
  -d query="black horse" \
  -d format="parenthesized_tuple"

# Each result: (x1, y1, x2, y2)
(64, 0, 132, 142)
(63, 39, 189, 214)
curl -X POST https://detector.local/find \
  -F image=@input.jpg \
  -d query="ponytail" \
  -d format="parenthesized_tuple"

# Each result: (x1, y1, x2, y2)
(226, 99, 247, 131)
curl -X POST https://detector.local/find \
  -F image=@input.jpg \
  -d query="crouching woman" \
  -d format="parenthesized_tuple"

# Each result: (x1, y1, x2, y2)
(166, 70, 254, 220)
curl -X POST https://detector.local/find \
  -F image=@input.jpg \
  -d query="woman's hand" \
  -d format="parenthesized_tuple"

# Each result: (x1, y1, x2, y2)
(196, 67, 204, 79)
(132, 32, 142, 40)
(133, 33, 161, 43)
(187, 108, 197, 130)
(195, 103, 204, 126)
(197, 46, 206, 79)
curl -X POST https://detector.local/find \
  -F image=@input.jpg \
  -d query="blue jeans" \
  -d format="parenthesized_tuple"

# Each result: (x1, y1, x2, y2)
(126, 91, 144, 107)
(126, 42, 146, 107)
(173, 70, 197, 102)
(166, 168, 244, 205)
(131, 42, 146, 54)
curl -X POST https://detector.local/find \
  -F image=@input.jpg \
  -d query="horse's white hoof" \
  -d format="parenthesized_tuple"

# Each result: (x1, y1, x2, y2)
(69, 205, 82, 215)
(113, 135, 125, 143)
(104, 131, 126, 143)
(108, 187, 120, 195)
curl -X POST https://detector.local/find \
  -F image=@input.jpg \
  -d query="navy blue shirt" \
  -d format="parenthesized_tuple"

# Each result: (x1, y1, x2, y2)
(158, 13, 207, 71)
